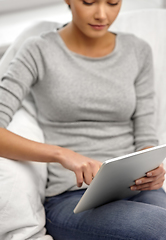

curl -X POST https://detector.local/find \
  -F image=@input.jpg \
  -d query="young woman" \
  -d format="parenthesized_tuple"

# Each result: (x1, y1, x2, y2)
(0, 0, 166, 239)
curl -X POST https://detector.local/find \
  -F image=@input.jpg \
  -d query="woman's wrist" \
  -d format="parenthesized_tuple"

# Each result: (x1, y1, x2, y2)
(44, 144, 63, 163)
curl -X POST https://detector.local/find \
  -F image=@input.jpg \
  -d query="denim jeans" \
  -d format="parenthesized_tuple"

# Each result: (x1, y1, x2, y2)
(44, 188, 166, 240)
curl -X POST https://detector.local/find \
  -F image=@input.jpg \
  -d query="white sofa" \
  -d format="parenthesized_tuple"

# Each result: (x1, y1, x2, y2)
(0, 9, 166, 240)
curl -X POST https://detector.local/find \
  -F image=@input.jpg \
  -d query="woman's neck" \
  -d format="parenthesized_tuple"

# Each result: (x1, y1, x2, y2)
(58, 22, 116, 58)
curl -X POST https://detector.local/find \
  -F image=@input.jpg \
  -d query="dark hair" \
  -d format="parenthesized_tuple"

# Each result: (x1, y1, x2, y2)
(68, 5, 71, 9)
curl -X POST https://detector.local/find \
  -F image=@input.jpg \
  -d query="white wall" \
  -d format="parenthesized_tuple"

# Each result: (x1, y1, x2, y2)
(0, 2, 71, 57)
(121, 0, 165, 11)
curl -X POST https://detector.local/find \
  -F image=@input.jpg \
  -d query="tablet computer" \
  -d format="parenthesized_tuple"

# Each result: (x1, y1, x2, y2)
(74, 144, 166, 214)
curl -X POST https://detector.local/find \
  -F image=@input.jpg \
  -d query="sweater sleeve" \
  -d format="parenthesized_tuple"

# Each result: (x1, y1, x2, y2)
(132, 42, 158, 151)
(0, 38, 39, 128)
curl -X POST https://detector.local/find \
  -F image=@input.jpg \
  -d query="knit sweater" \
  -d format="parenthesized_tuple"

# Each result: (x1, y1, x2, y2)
(0, 30, 158, 196)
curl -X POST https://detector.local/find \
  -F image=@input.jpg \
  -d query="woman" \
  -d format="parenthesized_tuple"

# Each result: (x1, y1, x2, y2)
(0, 0, 166, 239)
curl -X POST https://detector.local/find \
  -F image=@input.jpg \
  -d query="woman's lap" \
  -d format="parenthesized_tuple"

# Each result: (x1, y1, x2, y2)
(44, 188, 166, 240)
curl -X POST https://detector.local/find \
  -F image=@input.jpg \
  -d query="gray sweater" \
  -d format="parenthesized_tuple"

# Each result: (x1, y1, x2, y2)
(0, 30, 158, 196)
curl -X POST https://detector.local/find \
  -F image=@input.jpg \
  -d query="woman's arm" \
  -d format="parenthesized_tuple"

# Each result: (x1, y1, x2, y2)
(0, 36, 102, 189)
(0, 127, 57, 163)
(0, 127, 102, 187)
(130, 41, 165, 191)
(132, 42, 158, 151)
(0, 38, 102, 188)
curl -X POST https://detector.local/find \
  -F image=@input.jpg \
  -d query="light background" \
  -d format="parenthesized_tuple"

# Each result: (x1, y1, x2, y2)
(0, 0, 166, 57)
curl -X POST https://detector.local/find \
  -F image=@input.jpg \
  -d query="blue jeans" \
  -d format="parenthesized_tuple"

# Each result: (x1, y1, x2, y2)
(44, 188, 166, 240)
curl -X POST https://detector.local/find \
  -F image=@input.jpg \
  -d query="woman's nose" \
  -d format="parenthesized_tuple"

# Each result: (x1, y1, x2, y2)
(94, 5, 107, 20)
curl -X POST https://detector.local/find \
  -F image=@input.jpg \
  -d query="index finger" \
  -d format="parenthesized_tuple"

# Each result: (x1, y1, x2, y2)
(146, 164, 165, 177)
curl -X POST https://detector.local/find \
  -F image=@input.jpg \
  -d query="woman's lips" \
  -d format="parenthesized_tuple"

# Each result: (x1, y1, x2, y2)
(89, 24, 107, 30)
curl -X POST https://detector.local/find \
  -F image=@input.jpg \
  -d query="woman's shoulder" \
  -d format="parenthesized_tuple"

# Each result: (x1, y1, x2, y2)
(9, 31, 60, 72)
(20, 30, 59, 49)
(117, 32, 151, 50)
(116, 32, 152, 60)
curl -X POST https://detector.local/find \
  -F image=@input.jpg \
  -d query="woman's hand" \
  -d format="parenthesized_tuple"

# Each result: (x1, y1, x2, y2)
(131, 163, 166, 191)
(57, 147, 102, 188)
